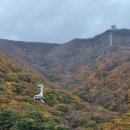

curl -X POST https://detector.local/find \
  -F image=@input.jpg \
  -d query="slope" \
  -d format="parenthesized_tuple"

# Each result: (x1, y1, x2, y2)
(0, 29, 130, 87)
(0, 54, 119, 130)
(72, 52, 130, 130)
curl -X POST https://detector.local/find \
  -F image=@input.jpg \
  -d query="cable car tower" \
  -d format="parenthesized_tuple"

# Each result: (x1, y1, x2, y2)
(34, 84, 44, 103)
(109, 25, 116, 47)
(106, 25, 116, 57)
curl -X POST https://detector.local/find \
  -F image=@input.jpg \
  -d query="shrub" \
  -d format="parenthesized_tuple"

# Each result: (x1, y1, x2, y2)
(0, 109, 20, 130)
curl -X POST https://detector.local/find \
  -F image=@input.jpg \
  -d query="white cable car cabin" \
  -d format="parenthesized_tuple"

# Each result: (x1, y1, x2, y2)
(34, 84, 44, 103)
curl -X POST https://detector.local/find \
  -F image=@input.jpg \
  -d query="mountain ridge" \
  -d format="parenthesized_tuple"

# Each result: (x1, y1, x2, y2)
(0, 28, 130, 87)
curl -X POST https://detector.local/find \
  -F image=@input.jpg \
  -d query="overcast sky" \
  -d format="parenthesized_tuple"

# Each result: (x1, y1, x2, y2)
(0, 0, 129, 43)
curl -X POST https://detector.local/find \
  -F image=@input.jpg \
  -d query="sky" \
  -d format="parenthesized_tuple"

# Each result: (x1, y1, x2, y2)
(0, 0, 130, 43)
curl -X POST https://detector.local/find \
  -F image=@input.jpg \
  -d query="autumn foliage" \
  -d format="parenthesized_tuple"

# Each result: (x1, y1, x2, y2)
(0, 54, 130, 130)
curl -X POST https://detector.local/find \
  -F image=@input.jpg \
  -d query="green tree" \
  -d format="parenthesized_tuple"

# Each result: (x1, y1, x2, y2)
(0, 109, 20, 130)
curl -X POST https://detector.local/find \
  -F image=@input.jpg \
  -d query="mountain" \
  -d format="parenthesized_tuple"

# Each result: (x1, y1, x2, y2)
(0, 54, 119, 130)
(0, 29, 130, 130)
(0, 29, 130, 88)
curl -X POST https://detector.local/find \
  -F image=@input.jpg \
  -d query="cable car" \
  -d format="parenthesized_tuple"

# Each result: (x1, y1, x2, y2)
(34, 84, 44, 103)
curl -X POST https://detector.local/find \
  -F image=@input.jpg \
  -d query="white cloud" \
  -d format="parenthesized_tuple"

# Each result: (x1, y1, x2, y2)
(0, 0, 129, 43)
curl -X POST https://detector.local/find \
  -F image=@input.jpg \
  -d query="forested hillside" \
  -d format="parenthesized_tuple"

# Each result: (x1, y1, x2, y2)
(72, 53, 130, 130)
(1, 29, 130, 88)
(0, 54, 118, 130)
(0, 53, 129, 130)
(0, 29, 130, 130)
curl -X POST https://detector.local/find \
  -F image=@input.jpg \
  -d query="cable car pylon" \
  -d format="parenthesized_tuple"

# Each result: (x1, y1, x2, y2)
(105, 31, 113, 60)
